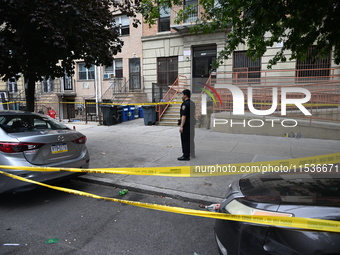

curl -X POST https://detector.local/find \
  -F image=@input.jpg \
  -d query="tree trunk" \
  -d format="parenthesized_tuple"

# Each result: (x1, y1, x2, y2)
(25, 74, 36, 112)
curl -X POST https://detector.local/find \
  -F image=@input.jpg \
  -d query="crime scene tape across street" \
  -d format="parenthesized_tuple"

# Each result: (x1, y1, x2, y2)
(0, 152, 339, 177)
(1, 101, 183, 106)
(0, 170, 340, 234)
(2, 100, 340, 107)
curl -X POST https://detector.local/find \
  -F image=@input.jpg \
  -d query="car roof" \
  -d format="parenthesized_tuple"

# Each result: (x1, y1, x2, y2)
(239, 172, 340, 206)
(0, 110, 38, 115)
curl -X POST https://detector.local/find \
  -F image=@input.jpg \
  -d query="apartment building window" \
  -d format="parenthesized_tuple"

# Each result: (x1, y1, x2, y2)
(104, 59, 123, 79)
(0, 92, 7, 110)
(78, 63, 95, 80)
(184, 0, 198, 23)
(233, 51, 261, 82)
(64, 74, 73, 90)
(7, 78, 18, 93)
(158, 7, 170, 32)
(42, 77, 54, 93)
(296, 46, 331, 79)
(115, 15, 130, 36)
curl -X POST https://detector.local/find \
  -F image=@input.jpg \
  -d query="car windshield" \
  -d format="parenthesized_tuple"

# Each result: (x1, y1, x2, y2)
(0, 114, 70, 133)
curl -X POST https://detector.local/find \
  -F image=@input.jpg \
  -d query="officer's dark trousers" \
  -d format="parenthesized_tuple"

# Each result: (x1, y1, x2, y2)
(181, 125, 195, 158)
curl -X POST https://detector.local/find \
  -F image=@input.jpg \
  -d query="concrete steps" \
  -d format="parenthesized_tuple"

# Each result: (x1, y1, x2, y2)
(158, 105, 181, 126)
(158, 103, 181, 126)
(158, 93, 202, 126)
(158, 93, 181, 126)
(112, 92, 147, 105)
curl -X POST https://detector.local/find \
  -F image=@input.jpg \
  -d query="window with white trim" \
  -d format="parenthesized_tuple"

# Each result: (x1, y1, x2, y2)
(7, 78, 18, 93)
(78, 63, 95, 80)
(158, 7, 170, 32)
(115, 15, 130, 36)
(42, 77, 54, 93)
(184, 0, 198, 23)
(104, 59, 123, 79)
(63, 74, 73, 90)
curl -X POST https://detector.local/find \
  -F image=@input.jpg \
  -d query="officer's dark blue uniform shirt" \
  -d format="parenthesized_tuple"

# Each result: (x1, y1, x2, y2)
(180, 99, 195, 128)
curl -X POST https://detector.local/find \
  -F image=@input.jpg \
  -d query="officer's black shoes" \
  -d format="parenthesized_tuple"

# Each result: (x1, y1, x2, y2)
(177, 156, 190, 161)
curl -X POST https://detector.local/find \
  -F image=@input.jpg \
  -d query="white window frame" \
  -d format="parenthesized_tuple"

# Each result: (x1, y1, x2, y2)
(42, 76, 54, 93)
(158, 7, 171, 32)
(115, 15, 130, 36)
(104, 59, 123, 79)
(78, 63, 95, 80)
(7, 78, 18, 93)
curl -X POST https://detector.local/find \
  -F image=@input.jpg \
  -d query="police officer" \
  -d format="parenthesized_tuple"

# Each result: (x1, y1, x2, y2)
(178, 89, 195, 161)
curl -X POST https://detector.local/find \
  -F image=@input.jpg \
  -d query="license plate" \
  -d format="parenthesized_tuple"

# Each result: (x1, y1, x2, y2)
(51, 143, 68, 154)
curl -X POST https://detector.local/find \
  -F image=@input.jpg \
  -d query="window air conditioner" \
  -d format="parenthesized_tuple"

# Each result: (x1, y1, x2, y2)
(104, 73, 115, 79)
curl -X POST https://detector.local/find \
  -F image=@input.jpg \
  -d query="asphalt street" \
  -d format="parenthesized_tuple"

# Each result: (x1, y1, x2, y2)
(65, 118, 340, 204)
(0, 180, 219, 255)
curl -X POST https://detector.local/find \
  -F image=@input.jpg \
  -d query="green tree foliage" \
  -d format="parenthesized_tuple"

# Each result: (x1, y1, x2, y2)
(140, 0, 340, 68)
(0, 0, 139, 112)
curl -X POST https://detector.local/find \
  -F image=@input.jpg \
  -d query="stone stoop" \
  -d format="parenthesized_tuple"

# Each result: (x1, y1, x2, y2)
(112, 92, 147, 105)
(158, 103, 181, 126)
(158, 93, 201, 126)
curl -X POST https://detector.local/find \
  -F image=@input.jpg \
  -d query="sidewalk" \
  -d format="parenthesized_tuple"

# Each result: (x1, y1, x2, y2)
(65, 119, 340, 204)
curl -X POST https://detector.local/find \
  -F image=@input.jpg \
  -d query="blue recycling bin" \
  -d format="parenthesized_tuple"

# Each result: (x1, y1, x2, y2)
(128, 105, 135, 120)
(122, 106, 129, 122)
(142, 105, 157, 125)
(134, 106, 140, 119)
(139, 107, 144, 118)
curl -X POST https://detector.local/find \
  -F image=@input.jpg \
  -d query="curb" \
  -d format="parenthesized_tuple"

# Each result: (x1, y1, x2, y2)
(77, 175, 222, 205)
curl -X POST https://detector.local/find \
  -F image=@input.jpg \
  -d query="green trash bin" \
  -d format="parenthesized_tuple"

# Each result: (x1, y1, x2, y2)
(100, 105, 115, 126)
(100, 105, 122, 125)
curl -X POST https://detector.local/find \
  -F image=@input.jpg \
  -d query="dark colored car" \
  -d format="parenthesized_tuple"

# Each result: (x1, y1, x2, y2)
(0, 111, 90, 193)
(215, 171, 340, 255)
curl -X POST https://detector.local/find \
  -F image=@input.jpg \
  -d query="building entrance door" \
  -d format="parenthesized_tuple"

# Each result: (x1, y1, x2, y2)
(62, 98, 75, 120)
(129, 58, 141, 91)
(192, 45, 216, 93)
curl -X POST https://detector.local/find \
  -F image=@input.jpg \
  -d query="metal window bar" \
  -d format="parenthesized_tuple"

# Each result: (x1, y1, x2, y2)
(296, 47, 331, 82)
(233, 51, 261, 84)
(184, 0, 198, 23)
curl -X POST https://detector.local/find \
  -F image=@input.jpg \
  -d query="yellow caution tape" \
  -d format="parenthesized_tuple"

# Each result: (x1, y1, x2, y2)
(1, 101, 182, 106)
(3, 100, 340, 107)
(0, 170, 339, 233)
(214, 101, 340, 107)
(0, 165, 191, 177)
(0, 153, 339, 177)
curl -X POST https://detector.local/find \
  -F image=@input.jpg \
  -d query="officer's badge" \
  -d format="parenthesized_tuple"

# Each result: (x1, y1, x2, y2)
(182, 105, 186, 110)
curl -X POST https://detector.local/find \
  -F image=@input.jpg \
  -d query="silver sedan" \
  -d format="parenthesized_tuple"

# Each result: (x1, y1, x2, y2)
(0, 111, 90, 193)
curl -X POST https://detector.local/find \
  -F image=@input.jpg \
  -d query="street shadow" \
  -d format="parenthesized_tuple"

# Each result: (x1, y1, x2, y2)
(0, 178, 88, 208)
